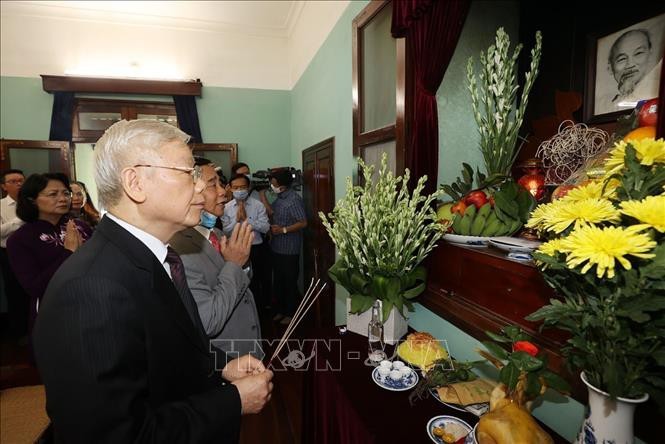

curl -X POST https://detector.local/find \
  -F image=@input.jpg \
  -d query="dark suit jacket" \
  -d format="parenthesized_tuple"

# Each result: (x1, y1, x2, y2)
(33, 216, 241, 443)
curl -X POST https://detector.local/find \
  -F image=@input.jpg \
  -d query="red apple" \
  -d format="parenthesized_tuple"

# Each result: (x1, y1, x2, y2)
(551, 184, 575, 200)
(638, 98, 658, 127)
(464, 190, 489, 209)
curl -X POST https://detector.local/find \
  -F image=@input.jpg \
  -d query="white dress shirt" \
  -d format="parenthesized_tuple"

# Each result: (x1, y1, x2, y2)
(222, 197, 270, 245)
(1, 195, 23, 248)
(106, 213, 171, 279)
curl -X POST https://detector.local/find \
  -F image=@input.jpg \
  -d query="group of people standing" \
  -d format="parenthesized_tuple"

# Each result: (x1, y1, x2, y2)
(0, 120, 295, 442)
(0, 170, 99, 340)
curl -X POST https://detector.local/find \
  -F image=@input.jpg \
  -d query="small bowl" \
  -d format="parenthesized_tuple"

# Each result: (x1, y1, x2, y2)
(392, 360, 405, 370)
(377, 366, 391, 381)
(380, 360, 392, 370)
(389, 369, 403, 381)
(399, 367, 412, 378)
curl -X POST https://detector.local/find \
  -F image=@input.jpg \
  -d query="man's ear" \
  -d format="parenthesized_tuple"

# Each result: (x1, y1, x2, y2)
(120, 167, 147, 203)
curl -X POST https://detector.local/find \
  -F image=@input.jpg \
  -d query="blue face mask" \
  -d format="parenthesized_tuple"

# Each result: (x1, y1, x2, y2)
(233, 190, 249, 201)
(200, 210, 218, 229)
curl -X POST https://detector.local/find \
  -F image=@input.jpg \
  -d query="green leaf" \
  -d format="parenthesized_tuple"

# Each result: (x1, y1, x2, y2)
(509, 351, 543, 372)
(503, 325, 521, 340)
(485, 331, 512, 343)
(540, 369, 571, 393)
(349, 294, 373, 314)
(402, 283, 425, 299)
(525, 372, 542, 398)
(382, 300, 395, 323)
(500, 362, 520, 390)
(482, 341, 509, 360)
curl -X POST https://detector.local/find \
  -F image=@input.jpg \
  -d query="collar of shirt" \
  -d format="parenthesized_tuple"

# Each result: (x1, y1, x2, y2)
(1, 195, 17, 205)
(106, 213, 169, 272)
(194, 225, 212, 240)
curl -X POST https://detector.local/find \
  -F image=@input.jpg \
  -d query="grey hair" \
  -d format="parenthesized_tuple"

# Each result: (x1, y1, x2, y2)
(608, 29, 652, 66)
(94, 119, 191, 208)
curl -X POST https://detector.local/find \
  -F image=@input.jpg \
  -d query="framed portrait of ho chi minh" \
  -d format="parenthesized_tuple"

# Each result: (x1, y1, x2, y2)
(584, 13, 665, 124)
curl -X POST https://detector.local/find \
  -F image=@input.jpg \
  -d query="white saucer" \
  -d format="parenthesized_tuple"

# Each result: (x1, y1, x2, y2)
(488, 236, 542, 253)
(426, 415, 474, 443)
(443, 234, 491, 246)
(371, 366, 418, 392)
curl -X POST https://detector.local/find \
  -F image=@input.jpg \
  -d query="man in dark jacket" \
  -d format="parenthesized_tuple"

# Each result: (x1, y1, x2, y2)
(34, 120, 273, 443)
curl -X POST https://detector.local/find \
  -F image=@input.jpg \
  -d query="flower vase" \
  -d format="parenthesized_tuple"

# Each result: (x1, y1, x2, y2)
(345, 298, 408, 345)
(575, 372, 648, 444)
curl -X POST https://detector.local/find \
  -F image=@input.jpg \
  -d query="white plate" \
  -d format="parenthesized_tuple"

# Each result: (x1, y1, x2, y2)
(426, 415, 474, 443)
(429, 388, 490, 417)
(443, 234, 491, 246)
(371, 366, 418, 391)
(488, 236, 542, 253)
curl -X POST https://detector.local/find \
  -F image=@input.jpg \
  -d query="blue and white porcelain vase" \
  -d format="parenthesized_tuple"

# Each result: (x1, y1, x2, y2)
(575, 372, 648, 444)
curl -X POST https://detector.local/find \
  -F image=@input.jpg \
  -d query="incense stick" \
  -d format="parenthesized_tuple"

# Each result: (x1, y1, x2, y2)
(268, 280, 321, 364)
(268, 281, 326, 365)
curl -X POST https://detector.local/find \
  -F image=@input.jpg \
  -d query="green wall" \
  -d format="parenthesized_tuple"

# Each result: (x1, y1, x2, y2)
(437, 1, 520, 187)
(0, 77, 291, 207)
(290, 0, 369, 323)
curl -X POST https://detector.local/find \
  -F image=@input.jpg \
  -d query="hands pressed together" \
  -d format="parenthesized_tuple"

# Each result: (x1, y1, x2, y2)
(223, 354, 274, 415)
(63, 220, 83, 252)
(219, 221, 253, 267)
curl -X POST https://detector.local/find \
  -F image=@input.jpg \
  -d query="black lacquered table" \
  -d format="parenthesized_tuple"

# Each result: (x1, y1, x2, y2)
(300, 327, 565, 444)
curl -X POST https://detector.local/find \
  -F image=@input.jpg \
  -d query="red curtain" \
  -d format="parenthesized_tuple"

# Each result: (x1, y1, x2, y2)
(657, 47, 665, 139)
(392, 0, 471, 194)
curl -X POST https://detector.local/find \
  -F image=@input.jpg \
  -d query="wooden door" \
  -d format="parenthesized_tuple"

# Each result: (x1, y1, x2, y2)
(302, 138, 335, 328)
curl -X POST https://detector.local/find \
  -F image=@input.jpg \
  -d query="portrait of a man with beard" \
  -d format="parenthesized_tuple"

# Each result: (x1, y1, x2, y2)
(594, 14, 664, 116)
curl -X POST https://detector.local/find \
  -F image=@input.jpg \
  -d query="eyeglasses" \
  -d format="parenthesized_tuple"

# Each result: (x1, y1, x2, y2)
(4, 179, 24, 185)
(134, 164, 202, 182)
(40, 190, 72, 199)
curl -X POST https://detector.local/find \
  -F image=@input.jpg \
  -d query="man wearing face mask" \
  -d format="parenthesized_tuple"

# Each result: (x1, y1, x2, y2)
(222, 174, 271, 312)
(170, 159, 262, 358)
(268, 170, 307, 325)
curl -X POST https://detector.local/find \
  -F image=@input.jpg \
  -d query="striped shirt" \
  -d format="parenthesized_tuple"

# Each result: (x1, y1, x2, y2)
(270, 189, 306, 255)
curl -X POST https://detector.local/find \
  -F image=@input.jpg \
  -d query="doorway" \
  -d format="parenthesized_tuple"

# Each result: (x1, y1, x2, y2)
(302, 138, 335, 328)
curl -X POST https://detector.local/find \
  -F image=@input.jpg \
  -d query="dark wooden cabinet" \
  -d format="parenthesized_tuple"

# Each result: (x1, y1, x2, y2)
(419, 242, 577, 393)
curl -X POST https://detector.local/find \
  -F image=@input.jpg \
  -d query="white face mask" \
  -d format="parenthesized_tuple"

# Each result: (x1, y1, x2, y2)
(271, 184, 283, 194)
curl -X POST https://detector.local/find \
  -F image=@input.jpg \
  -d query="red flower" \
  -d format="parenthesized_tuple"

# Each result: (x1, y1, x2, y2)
(513, 341, 539, 357)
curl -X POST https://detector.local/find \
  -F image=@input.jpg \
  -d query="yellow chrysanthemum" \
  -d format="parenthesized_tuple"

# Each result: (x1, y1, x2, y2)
(529, 198, 620, 234)
(561, 225, 656, 278)
(562, 179, 618, 202)
(537, 238, 567, 257)
(603, 138, 665, 176)
(526, 202, 556, 231)
(620, 195, 665, 232)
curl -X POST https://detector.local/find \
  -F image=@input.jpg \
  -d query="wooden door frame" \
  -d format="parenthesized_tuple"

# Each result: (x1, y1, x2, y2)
(302, 137, 336, 327)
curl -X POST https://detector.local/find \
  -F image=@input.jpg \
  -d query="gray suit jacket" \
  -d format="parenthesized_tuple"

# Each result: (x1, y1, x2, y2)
(170, 227, 263, 358)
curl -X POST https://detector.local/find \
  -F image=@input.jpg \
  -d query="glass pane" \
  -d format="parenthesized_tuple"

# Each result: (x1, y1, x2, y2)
(79, 112, 122, 131)
(362, 139, 396, 183)
(9, 148, 58, 177)
(195, 151, 232, 180)
(361, 5, 396, 132)
(137, 114, 178, 127)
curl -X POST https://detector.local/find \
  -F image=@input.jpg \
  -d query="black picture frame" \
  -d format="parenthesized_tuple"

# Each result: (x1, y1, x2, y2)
(584, 13, 665, 124)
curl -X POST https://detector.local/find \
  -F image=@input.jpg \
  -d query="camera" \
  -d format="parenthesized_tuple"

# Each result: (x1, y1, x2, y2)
(251, 167, 302, 191)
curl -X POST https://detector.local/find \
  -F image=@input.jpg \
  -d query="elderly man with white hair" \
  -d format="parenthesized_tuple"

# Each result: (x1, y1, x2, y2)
(33, 120, 273, 443)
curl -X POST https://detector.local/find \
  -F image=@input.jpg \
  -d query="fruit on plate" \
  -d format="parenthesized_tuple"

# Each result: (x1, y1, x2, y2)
(623, 125, 655, 142)
(396, 332, 448, 370)
(464, 190, 489, 209)
(638, 98, 658, 127)
(450, 181, 535, 237)
(436, 202, 455, 224)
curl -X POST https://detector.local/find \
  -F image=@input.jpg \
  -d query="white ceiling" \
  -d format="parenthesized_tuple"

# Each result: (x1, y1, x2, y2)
(9, 1, 306, 37)
(0, 0, 350, 89)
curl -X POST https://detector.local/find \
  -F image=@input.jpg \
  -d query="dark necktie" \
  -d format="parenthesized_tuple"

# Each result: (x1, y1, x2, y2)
(165, 247, 207, 340)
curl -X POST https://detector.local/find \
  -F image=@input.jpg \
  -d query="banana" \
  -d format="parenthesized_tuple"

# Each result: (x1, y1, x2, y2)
(493, 220, 509, 236)
(481, 211, 500, 236)
(464, 204, 477, 221)
(506, 219, 523, 235)
(470, 203, 491, 236)
(452, 213, 464, 234)
(456, 206, 477, 234)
